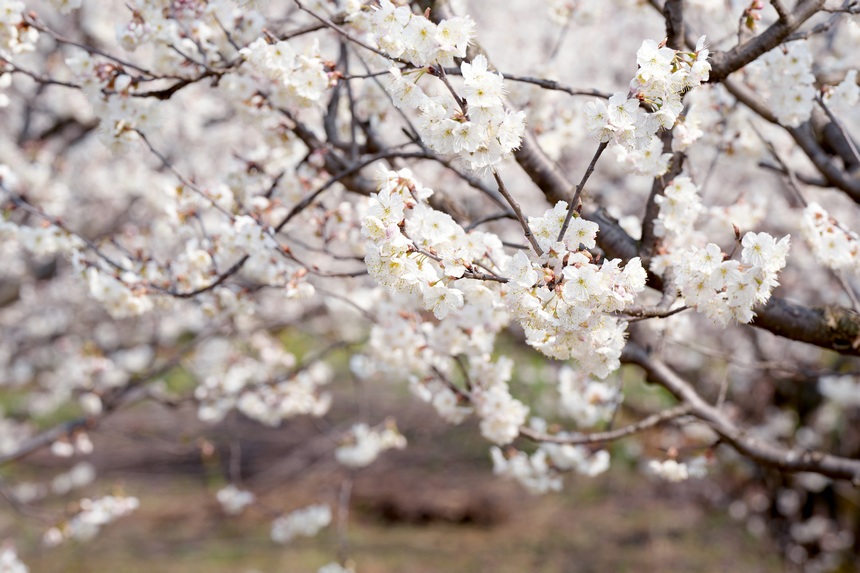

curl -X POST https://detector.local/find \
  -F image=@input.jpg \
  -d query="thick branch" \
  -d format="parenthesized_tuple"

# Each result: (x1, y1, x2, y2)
(662, 0, 685, 50)
(639, 136, 684, 266)
(751, 299, 860, 353)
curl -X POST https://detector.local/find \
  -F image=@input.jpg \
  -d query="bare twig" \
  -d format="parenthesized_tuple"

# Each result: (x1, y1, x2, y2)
(556, 141, 608, 244)
(493, 170, 543, 256)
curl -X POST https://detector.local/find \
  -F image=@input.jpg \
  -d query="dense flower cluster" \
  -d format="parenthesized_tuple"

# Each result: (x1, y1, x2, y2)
(368, 0, 474, 67)
(271, 504, 332, 544)
(116, 0, 264, 55)
(491, 420, 610, 494)
(801, 202, 860, 273)
(365, 3, 524, 172)
(216, 485, 256, 515)
(673, 232, 790, 326)
(648, 457, 707, 482)
(507, 202, 647, 377)
(652, 176, 703, 239)
(192, 335, 332, 426)
(751, 40, 815, 127)
(386, 55, 526, 172)
(0, 0, 37, 57)
(240, 38, 332, 109)
(334, 422, 407, 467)
(557, 366, 620, 428)
(585, 37, 711, 176)
(361, 167, 646, 441)
(362, 166, 505, 318)
(0, 546, 27, 573)
(43, 495, 140, 545)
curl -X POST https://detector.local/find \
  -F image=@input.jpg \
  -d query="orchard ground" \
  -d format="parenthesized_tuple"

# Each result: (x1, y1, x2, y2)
(3, 381, 781, 573)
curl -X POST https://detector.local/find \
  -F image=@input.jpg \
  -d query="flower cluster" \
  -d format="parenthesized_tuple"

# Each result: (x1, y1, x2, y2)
(362, 166, 506, 319)
(491, 446, 562, 494)
(270, 504, 332, 544)
(193, 335, 332, 426)
(44, 495, 140, 545)
(216, 485, 256, 515)
(367, 3, 523, 172)
(653, 176, 703, 239)
(65, 51, 161, 150)
(673, 232, 790, 326)
(491, 419, 611, 494)
(334, 422, 407, 467)
(386, 55, 526, 172)
(0, 220, 84, 257)
(115, 0, 264, 59)
(557, 366, 620, 428)
(370, 0, 474, 67)
(0, 546, 27, 573)
(585, 37, 711, 177)
(0, 0, 38, 57)
(823, 70, 859, 115)
(753, 41, 815, 127)
(505, 202, 647, 378)
(801, 202, 860, 273)
(85, 268, 155, 319)
(818, 375, 860, 408)
(240, 38, 332, 109)
(470, 357, 529, 445)
(648, 457, 707, 482)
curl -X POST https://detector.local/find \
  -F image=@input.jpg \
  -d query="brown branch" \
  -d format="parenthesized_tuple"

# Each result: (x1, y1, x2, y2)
(493, 170, 543, 256)
(556, 141, 608, 243)
(639, 137, 684, 267)
(622, 342, 860, 483)
(156, 255, 250, 298)
(131, 70, 222, 100)
(586, 205, 860, 357)
(663, 0, 685, 50)
(0, 418, 93, 467)
(707, 0, 826, 83)
(443, 67, 611, 98)
(721, 78, 860, 201)
(620, 304, 690, 320)
(519, 403, 693, 445)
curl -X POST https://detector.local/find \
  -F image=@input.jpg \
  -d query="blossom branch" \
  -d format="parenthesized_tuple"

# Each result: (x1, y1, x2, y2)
(443, 67, 611, 98)
(519, 403, 693, 445)
(706, 0, 826, 83)
(639, 144, 684, 266)
(622, 341, 860, 483)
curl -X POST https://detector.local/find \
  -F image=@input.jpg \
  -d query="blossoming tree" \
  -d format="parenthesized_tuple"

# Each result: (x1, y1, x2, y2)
(1, 0, 860, 570)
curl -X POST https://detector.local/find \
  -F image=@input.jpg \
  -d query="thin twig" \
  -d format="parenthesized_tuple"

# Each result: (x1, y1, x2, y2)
(520, 404, 693, 445)
(556, 141, 607, 243)
(492, 170, 543, 256)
